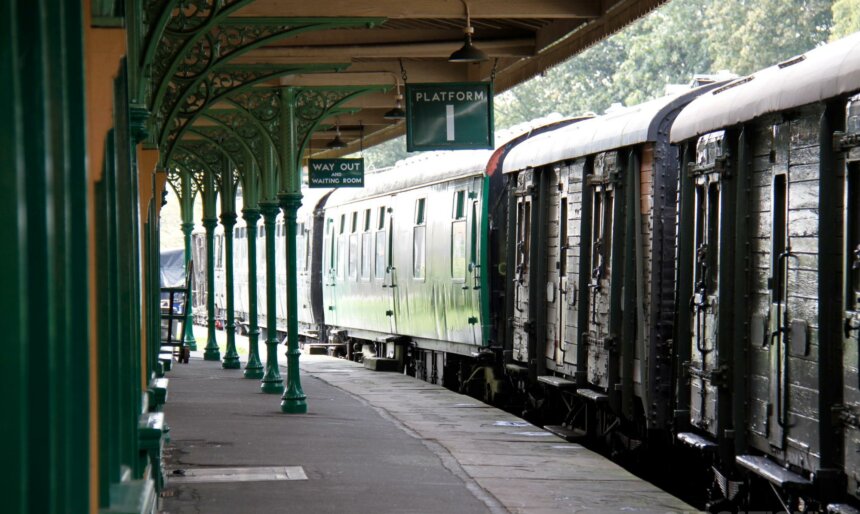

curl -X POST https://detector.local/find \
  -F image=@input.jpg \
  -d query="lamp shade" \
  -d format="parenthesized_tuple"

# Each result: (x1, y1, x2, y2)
(448, 34, 487, 63)
(326, 134, 347, 149)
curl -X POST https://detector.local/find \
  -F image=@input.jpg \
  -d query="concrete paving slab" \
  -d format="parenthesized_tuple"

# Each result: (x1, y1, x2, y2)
(160, 359, 500, 514)
(166, 329, 697, 513)
(299, 355, 698, 514)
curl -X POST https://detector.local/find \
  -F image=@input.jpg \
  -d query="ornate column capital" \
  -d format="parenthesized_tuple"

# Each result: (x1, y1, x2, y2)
(277, 191, 303, 214)
(129, 104, 151, 144)
(259, 202, 280, 221)
(219, 212, 238, 228)
(241, 207, 261, 224)
(202, 218, 219, 231)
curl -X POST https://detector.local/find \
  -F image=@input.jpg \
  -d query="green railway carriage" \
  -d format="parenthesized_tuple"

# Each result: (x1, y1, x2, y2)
(320, 151, 492, 372)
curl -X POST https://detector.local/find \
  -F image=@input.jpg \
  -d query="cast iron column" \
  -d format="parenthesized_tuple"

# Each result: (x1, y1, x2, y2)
(279, 192, 307, 413)
(181, 221, 198, 350)
(221, 212, 240, 369)
(242, 208, 264, 379)
(202, 217, 221, 361)
(260, 202, 284, 393)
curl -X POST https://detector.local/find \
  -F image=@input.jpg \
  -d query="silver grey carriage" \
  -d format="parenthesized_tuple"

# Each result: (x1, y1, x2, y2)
(497, 81, 724, 442)
(670, 31, 860, 509)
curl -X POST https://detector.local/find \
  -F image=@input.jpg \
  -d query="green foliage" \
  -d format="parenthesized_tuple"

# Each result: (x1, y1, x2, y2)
(496, 0, 835, 130)
(356, 135, 408, 171)
(706, 0, 832, 75)
(831, 0, 860, 39)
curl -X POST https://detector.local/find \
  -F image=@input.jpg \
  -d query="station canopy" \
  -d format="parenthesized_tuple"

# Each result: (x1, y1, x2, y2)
(149, 0, 666, 165)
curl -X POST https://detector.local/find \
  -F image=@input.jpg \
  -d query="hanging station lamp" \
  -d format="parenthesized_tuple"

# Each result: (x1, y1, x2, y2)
(448, 1, 487, 63)
(326, 118, 347, 149)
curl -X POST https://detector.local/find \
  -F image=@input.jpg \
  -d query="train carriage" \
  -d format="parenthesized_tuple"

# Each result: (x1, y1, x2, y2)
(670, 31, 860, 508)
(498, 82, 723, 440)
(296, 189, 335, 344)
(845, 93, 860, 506)
(320, 150, 492, 374)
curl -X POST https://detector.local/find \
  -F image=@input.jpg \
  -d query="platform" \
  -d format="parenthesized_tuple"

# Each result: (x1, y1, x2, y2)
(160, 354, 697, 514)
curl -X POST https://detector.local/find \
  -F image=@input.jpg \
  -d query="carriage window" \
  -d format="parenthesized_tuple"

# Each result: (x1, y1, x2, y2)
(337, 214, 347, 279)
(591, 190, 603, 278)
(453, 190, 466, 219)
(297, 223, 307, 271)
(706, 182, 720, 290)
(517, 200, 531, 272)
(375, 229, 386, 279)
(414, 198, 426, 279)
(328, 219, 336, 271)
(559, 198, 568, 277)
(349, 233, 358, 280)
(772, 175, 787, 301)
(351, 211, 358, 233)
(471, 200, 478, 264)
(361, 218, 372, 281)
(693, 183, 707, 290)
(416, 198, 426, 224)
(849, 164, 860, 304)
(694, 185, 705, 261)
(375, 207, 387, 279)
(451, 220, 467, 280)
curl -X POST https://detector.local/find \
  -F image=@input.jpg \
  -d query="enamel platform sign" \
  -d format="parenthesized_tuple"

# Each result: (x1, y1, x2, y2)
(308, 158, 364, 188)
(405, 82, 494, 152)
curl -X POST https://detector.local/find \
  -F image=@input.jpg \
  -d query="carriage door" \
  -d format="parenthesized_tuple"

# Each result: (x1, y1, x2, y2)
(688, 133, 723, 436)
(323, 215, 338, 326)
(555, 177, 570, 366)
(584, 152, 620, 393)
(462, 183, 483, 345)
(378, 205, 398, 334)
(511, 171, 535, 366)
(842, 96, 860, 485)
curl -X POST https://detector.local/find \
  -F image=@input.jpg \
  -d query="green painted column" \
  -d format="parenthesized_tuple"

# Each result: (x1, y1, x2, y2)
(242, 208, 264, 379)
(279, 192, 307, 413)
(221, 212, 240, 368)
(181, 222, 197, 351)
(202, 217, 221, 361)
(260, 202, 284, 393)
(278, 88, 307, 413)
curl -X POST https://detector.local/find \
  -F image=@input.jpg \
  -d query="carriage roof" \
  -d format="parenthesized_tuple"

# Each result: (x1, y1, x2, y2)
(501, 83, 721, 174)
(671, 31, 860, 142)
(322, 114, 566, 208)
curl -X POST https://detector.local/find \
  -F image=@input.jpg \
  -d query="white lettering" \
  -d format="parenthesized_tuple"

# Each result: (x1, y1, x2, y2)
(414, 89, 486, 103)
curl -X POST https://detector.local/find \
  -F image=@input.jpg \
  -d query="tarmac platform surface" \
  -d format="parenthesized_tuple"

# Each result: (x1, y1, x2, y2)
(160, 353, 697, 514)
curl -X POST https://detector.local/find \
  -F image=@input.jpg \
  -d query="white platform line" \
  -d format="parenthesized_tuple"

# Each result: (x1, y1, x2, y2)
(169, 466, 308, 484)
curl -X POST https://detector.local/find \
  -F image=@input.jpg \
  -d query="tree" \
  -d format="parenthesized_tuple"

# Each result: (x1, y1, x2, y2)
(357, 135, 408, 171)
(706, 0, 832, 75)
(611, 0, 713, 105)
(496, 0, 835, 132)
(831, 0, 860, 39)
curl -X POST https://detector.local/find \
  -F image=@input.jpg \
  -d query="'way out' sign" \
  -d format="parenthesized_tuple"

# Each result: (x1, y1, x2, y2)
(308, 158, 364, 188)
(405, 82, 494, 152)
